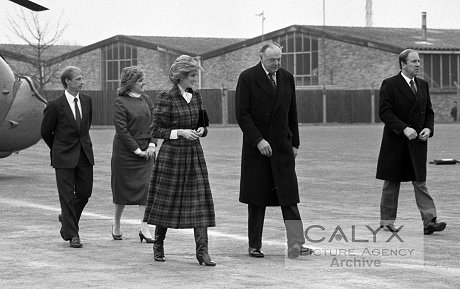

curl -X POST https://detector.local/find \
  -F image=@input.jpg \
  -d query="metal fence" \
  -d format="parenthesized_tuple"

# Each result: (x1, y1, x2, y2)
(44, 89, 380, 126)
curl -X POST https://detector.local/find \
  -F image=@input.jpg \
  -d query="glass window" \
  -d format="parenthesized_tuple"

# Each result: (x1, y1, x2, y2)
(442, 55, 450, 88)
(102, 42, 138, 90)
(432, 55, 441, 89)
(287, 34, 294, 53)
(451, 55, 458, 88)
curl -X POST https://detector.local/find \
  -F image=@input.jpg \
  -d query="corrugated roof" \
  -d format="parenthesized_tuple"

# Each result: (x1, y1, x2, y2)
(306, 25, 460, 50)
(128, 36, 245, 55)
(0, 44, 81, 60)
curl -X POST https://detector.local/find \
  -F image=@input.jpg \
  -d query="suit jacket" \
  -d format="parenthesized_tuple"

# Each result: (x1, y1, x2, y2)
(236, 62, 300, 206)
(376, 72, 434, 181)
(41, 93, 94, 168)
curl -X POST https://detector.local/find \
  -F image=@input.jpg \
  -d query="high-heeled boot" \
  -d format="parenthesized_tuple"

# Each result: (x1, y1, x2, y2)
(153, 226, 167, 262)
(194, 227, 216, 266)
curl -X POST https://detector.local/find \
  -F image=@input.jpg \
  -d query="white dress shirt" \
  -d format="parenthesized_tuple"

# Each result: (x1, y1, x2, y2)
(65, 90, 81, 120)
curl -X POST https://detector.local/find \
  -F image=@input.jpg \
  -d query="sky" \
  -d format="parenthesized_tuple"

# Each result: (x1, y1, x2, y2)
(1, 0, 459, 46)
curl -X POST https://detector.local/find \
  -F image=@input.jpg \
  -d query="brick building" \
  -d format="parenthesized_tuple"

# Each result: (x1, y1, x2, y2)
(2, 24, 460, 122)
(2, 24, 460, 92)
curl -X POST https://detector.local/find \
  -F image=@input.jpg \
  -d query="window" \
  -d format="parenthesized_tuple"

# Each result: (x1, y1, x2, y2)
(421, 53, 460, 90)
(102, 42, 138, 91)
(271, 32, 319, 86)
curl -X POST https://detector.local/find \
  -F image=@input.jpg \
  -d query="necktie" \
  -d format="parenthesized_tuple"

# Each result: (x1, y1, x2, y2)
(409, 80, 417, 95)
(268, 73, 276, 89)
(74, 97, 81, 130)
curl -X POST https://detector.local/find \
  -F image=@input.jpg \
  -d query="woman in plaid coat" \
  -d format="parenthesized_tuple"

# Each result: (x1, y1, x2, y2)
(143, 55, 216, 266)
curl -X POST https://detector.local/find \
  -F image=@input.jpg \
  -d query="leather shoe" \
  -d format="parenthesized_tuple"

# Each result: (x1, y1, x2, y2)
(58, 214, 70, 241)
(69, 237, 83, 248)
(288, 243, 313, 258)
(248, 247, 264, 258)
(424, 220, 446, 235)
(380, 224, 398, 232)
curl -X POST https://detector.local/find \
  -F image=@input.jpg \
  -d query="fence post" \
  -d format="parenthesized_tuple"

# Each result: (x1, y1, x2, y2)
(322, 84, 327, 124)
(370, 87, 375, 124)
(221, 87, 228, 125)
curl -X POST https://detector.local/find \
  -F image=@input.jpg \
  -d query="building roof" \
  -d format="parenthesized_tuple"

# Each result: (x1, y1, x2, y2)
(128, 36, 245, 55)
(2, 25, 460, 65)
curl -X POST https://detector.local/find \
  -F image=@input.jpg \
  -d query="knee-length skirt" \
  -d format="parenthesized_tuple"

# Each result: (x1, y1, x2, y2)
(144, 139, 215, 228)
(111, 138, 154, 205)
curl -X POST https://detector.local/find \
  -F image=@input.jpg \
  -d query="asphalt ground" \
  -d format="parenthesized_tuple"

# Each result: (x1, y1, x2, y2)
(1, 124, 459, 289)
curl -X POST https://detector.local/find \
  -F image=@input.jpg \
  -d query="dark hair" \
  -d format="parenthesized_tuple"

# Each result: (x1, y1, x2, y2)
(259, 42, 282, 54)
(169, 55, 203, 85)
(60, 66, 82, 88)
(117, 66, 144, 96)
(399, 49, 417, 69)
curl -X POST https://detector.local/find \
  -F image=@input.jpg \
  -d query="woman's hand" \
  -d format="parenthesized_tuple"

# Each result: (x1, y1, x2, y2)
(178, 129, 200, 140)
(195, 127, 205, 137)
(145, 146, 156, 159)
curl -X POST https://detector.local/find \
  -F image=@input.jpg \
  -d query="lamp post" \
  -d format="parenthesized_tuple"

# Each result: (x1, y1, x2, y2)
(256, 11, 265, 41)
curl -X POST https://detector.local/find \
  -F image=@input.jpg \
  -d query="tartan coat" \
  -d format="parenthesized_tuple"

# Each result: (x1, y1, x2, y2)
(143, 85, 215, 228)
(235, 62, 300, 206)
(376, 72, 434, 182)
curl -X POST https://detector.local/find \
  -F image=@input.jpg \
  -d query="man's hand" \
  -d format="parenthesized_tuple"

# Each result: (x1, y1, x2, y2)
(257, 139, 272, 157)
(403, 127, 418, 140)
(293, 147, 298, 159)
(418, 128, 431, 141)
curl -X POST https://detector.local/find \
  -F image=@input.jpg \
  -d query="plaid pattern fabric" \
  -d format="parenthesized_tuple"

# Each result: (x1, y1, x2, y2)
(144, 86, 215, 228)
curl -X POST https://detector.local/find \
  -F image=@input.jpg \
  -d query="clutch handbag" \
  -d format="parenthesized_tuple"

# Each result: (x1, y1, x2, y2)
(197, 108, 209, 128)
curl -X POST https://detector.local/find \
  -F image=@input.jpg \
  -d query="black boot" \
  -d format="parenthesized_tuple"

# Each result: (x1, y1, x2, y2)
(194, 227, 216, 266)
(153, 226, 167, 262)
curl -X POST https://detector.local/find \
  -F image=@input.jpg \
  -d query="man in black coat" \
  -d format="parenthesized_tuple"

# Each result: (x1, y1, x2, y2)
(41, 66, 94, 248)
(236, 42, 312, 258)
(376, 49, 446, 235)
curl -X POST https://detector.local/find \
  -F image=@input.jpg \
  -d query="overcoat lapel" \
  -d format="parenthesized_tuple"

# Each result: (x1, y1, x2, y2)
(396, 73, 417, 104)
(255, 63, 276, 100)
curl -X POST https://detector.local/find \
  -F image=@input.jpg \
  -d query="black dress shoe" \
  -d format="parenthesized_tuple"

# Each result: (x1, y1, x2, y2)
(299, 244, 313, 256)
(424, 220, 446, 235)
(58, 214, 70, 241)
(248, 248, 264, 258)
(69, 237, 83, 248)
(380, 224, 398, 232)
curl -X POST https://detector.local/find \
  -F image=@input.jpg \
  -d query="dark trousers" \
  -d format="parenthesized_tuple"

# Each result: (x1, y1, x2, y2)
(55, 151, 93, 240)
(380, 180, 437, 226)
(248, 204, 305, 248)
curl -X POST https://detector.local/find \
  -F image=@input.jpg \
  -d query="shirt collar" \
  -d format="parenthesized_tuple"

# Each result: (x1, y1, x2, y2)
(128, 92, 141, 98)
(65, 90, 79, 101)
(177, 84, 192, 103)
(401, 72, 414, 86)
(261, 63, 276, 78)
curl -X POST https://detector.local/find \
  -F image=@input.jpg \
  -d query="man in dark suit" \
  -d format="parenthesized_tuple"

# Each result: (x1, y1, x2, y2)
(235, 42, 312, 258)
(377, 49, 446, 235)
(41, 66, 94, 248)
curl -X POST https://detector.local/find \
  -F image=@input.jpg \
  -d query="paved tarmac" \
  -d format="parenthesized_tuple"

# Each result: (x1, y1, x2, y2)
(1, 125, 459, 288)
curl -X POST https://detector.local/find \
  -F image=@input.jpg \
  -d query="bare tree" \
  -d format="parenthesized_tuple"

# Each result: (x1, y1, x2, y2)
(7, 9, 67, 89)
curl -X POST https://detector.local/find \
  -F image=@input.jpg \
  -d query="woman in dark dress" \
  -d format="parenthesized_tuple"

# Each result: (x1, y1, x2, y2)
(143, 55, 216, 266)
(111, 66, 156, 242)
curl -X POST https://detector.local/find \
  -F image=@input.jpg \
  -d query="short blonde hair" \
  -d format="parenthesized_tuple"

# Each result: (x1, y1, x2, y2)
(117, 66, 144, 96)
(169, 55, 203, 85)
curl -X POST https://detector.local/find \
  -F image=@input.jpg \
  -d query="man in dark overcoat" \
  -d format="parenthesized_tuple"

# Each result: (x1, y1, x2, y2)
(376, 49, 446, 235)
(41, 66, 94, 248)
(236, 42, 312, 258)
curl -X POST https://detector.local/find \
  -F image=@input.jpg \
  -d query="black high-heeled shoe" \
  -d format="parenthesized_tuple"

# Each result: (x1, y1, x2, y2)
(196, 253, 216, 266)
(112, 226, 122, 240)
(139, 231, 154, 243)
